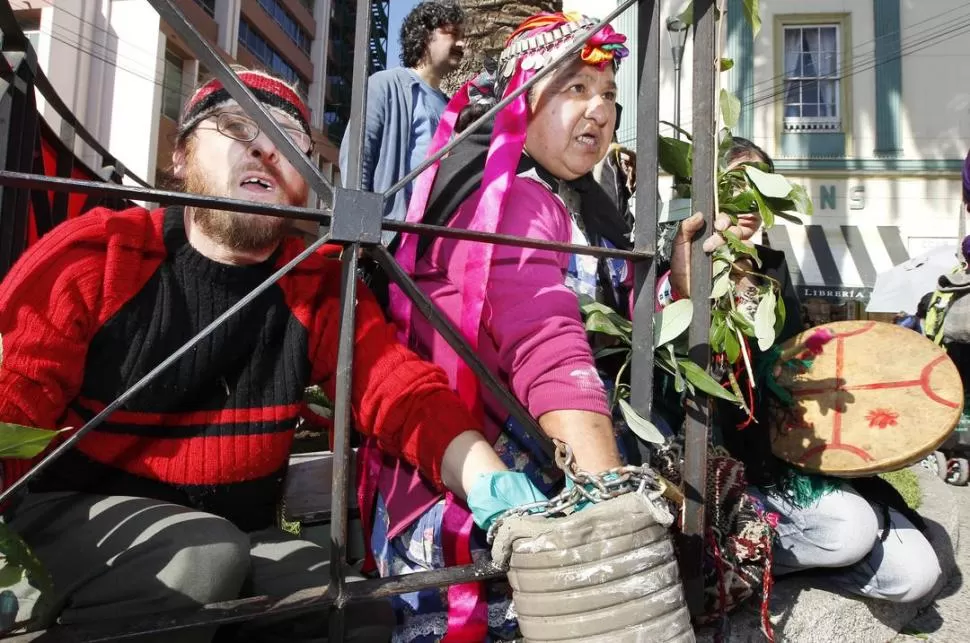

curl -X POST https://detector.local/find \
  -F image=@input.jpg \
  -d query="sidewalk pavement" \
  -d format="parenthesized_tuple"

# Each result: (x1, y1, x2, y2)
(699, 464, 961, 643)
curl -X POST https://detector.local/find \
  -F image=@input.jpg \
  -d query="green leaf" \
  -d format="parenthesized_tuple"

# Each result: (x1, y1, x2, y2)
(0, 424, 66, 459)
(666, 344, 685, 393)
(755, 289, 777, 351)
(720, 88, 741, 129)
(744, 165, 794, 199)
(711, 272, 732, 300)
(585, 311, 632, 343)
(774, 292, 787, 336)
(655, 299, 693, 347)
(787, 183, 814, 215)
(771, 208, 805, 225)
(658, 136, 693, 180)
(729, 309, 756, 335)
(0, 565, 23, 589)
(594, 346, 631, 360)
(742, 0, 762, 36)
(720, 57, 735, 72)
(677, 1, 694, 26)
(720, 189, 760, 215)
(723, 328, 741, 363)
(659, 120, 693, 141)
(713, 259, 731, 277)
(711, 319, 727, 352)
(0, 522, 53, 615)
(678, 360, 739, 402)
(751, 188, 775, 229)
(722, 230, 761, 267)
(618, 399, 668, 445)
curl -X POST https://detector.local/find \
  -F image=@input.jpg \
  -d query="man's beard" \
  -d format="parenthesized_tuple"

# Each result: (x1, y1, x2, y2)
(184, 163, 287, 254)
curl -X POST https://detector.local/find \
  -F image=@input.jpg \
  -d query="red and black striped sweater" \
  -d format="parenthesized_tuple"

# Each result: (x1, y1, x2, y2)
(0, 206, 477, 530)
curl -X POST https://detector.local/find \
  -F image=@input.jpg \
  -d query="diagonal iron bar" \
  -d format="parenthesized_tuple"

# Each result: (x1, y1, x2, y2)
(0, 231, 335, 506)
(1, 561, 506, 642)
(147, 0, 335, 205)
(382, 0, 641, 205)
(372, 245, 553, 458)
(0, 171, 651, 261)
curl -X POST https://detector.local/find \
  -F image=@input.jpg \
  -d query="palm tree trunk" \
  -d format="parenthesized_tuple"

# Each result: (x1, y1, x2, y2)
(442, 0, 560, 94)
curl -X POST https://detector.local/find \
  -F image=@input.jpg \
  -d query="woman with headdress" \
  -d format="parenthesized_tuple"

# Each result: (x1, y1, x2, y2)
(356, 12, 636, 641)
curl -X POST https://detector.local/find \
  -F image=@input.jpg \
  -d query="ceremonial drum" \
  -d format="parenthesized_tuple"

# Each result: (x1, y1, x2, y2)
(491, 492, 694, 642)
(770, 320, 964, 476)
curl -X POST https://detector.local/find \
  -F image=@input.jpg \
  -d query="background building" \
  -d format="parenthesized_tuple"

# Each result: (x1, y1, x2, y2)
(12, 0, 389, 192)
(567, 0, 970, 322)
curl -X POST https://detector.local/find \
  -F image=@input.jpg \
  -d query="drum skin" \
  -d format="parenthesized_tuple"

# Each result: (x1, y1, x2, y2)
(770, 321, 964, 476)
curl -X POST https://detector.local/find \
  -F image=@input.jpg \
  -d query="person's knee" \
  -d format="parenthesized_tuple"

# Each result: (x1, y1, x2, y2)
(894, 557, 942, 603)
(803, 491, 879, 568)
(149, 512, 251, 605)
(877, 535, 942, 603)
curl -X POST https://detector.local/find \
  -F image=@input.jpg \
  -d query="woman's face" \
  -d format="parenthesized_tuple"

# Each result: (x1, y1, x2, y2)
(524, 60, 617, 180)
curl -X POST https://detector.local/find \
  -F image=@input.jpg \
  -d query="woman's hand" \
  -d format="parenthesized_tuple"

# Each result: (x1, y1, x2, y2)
(669, 211, 762, 298)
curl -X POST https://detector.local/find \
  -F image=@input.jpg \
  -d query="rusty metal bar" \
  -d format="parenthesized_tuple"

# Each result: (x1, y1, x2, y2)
(383, 0, 640, 204)
(630, 0, 661, 453)
(2, 561, 506, 642)
(0, 52, 35, 276)
(0, 171, 650, 261)
(326, 2, 375, 638)
(681, 0, 718, 617)
(327, 244, 360, 642)
(146, 0, 335, 205)
(371, 245, 552, 458)
(0, 232, 334, 506)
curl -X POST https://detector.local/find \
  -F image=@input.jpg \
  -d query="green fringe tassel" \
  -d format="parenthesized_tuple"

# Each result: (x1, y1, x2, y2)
(779, 468, 841, 508)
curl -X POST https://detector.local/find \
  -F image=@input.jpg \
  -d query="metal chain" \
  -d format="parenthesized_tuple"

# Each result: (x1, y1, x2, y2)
(486, 440, 667, 543)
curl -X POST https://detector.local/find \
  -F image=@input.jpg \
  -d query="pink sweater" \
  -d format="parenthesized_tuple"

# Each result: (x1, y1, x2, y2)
(379, 176, 610, 535)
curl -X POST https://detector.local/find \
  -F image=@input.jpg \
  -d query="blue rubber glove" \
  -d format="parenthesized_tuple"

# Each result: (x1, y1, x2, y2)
(467, 470, 547, 531)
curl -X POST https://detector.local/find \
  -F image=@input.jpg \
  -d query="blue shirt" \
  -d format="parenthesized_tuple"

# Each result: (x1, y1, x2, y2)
(407, 71, 448, 186)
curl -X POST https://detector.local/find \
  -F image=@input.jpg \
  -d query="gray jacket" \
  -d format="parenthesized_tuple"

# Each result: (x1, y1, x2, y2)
(339, 67, 423, 244)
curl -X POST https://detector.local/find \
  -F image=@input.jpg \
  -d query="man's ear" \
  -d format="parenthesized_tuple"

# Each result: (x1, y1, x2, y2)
(172, 147, 187, 179)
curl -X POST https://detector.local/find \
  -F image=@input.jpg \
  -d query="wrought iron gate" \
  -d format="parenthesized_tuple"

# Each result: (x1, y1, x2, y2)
(0, 0, 720, 638)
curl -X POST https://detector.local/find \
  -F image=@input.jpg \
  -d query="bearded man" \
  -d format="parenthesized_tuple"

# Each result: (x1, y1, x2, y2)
(0, 70, 522, 642)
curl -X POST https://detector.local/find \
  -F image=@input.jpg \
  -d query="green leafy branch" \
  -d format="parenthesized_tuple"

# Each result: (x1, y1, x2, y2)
(580, 296, 738, 447)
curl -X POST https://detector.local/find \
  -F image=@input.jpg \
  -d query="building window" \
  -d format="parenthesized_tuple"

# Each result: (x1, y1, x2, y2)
(161, 51, 184, 121)
(257, 0, 313, 55)
(782, 24, 840, 132)
(238, 20, 304, 87)
(194, 0, 216, 17)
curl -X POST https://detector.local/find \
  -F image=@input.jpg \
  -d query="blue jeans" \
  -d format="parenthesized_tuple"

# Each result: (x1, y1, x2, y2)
(753, 485, 941, 603)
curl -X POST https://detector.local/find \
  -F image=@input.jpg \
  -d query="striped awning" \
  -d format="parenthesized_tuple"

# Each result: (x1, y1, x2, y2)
(764, 225, 910, 302)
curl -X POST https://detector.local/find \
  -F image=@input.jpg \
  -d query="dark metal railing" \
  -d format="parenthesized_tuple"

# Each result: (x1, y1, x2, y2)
(0, 0, 719, 638)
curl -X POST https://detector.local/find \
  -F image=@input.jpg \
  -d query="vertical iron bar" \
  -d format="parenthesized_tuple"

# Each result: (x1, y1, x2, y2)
(343, 0, 373, 191)
(328, 244, 359, 642)
(631, 1, 660, 449)
(0, 54, 28, 276)
(10, 71, 38, 264)
(682, 0, 718, 617)
(329, 2, 374, 640)
(0, 61, 18, 276)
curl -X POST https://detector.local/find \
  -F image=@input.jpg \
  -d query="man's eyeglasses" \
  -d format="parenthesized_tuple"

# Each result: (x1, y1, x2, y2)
(199, 112, 313, 154)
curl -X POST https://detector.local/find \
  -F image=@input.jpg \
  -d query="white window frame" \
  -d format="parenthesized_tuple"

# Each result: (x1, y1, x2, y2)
(781, 23, 842, 133)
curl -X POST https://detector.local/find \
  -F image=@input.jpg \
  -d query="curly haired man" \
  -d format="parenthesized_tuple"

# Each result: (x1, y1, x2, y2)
(338, 1, 465, 244)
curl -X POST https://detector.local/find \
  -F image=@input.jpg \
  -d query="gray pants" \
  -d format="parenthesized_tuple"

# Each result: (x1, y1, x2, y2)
(757, 485, 941, 603)
(4, 492, 393, 642)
